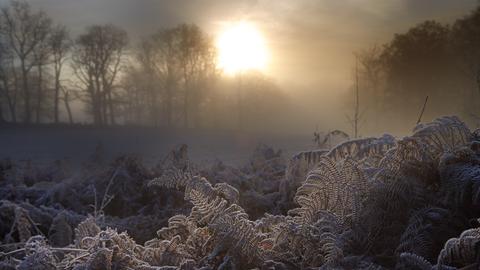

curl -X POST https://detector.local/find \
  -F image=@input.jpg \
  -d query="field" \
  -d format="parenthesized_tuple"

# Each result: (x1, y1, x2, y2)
(0, 125, 311, 166)
(1, 116, 480, 270)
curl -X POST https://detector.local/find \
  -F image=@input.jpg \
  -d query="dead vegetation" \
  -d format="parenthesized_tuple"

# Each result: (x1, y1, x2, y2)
(1, 116, 480, 269)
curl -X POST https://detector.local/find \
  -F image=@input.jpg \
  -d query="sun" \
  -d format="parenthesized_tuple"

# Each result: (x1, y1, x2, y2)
(216, 21, 268, 75)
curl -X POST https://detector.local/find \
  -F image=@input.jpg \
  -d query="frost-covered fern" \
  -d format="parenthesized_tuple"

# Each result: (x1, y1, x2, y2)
(326, 134, 396, 167)
(4, 115, 480, 270)
(413, 116, 472, 161)
(437, 224, 480, 269)
(292, 156, 368, 225)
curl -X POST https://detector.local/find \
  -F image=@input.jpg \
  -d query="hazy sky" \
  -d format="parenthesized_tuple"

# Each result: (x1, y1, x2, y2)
(1, 0, 478, 131)
(3, 0, 475, 89)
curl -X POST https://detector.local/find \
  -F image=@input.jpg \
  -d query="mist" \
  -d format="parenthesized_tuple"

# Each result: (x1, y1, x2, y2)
(0, 0, 477, 136)
(4, 1, 480, 270)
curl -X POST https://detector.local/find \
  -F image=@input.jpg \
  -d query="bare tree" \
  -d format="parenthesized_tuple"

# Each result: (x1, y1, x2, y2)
(119, 65, 152, 125)
(135, 24, 217, 128)
(146, 28, 181, 127)
(32, 29, 52, 123)
(49, 24, 70, 123)
(357, 45, 384, 128)
(177, 24, 217, 127)
(0, 0, 52, 123)
(0, 39, 18, 122)
(60, 85, 74, 124)
(346, 57, 362, 138)
(136, 38, 163, 126)
(452, 7, 480, 121)
(72, 24, 128, 126)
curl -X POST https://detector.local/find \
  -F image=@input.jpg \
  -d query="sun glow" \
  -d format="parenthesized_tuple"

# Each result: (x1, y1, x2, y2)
(216, 21, 268, 75)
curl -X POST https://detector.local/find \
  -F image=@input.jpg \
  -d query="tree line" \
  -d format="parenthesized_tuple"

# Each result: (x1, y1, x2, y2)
(0, 0, 287, 130)
(354, 6, 480, 134)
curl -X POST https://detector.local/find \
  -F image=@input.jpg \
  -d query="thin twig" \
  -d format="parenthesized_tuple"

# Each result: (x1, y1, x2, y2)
(99, 167, 119, 215)
(416, 96, 429, 125)
(0, 247, 88, 258)
(0, 242, 25, 248)
(25, 214, 44, 237)
(0, 248, 25, 257)
(65, 253, 90, 267)
(51, 247, 88, 253)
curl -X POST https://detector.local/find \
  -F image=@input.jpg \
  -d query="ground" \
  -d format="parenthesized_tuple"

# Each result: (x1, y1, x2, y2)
(0, 125, 312, 166)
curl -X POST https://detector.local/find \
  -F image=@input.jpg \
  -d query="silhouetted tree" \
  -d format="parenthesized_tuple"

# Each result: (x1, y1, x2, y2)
(357, 45, 384, 130)
(0, 38, 18, 122)
(32, 26, 52, 123)
(60, 85, 74, 124)
(49, 24, 70, 123)
(144, 28, 181, 127)
(119, 65, 151, 125)
(72, 24, 128, 126)
(381, 21, 456, 124)
(177, 24, 218, 127)
(0, 0, 52, 123)
(451, 7, 480, 120)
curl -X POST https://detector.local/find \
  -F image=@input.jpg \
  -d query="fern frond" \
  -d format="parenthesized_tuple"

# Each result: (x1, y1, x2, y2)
(74, 216, 101, 248)
(209, 213, 267, 264)
(270, 210, 343, 267)
(413, 116, 472, 161)
(395, 207, 469, 263)
(181, 177, 266, 265)
(374, 137, 436, 184)
(149, 167, 239, 204)
(155, 215, 195, 242)
(437, 226, 480, 268)
(142, 235, 191, 266)
(213, 182, 240, 205)
(14, 206, 34, 243)
(293, 156, 368, 225)
(396, 252, 433, 270)
(18, 236, 56, 270)
(48, 212, 72, 247)
(438, 145, 480, 211)
(148, 166, 195, 191)
(326, 134, 395, 166)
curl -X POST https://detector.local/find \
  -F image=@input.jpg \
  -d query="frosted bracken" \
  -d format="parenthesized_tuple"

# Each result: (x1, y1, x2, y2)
(1, 116, 480, 269)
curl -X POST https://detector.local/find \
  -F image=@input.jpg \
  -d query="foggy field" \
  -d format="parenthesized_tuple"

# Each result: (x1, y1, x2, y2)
(0, 124, 312, 166)
(4, 0, 480, 269)
(3, 116, 480, 270)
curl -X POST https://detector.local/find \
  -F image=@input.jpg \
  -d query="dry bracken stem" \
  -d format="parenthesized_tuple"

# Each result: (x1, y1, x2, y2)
(0, 248, 26, 257)
(100, 167, 119, 214)
(416, 96, 429, 125)
(0, 247, 87, 258)
(51, 247, 88, 253)
(0, 242, 25, 248)
(25, 214, 44, 236)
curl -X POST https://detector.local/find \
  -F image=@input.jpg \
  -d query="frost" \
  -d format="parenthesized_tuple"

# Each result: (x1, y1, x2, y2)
(2, 116, 480, 269)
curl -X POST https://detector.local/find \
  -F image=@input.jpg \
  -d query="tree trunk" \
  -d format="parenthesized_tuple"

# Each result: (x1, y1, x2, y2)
(6, 96, 16, 123)
(183, 89, 188, 128)
(21, 59, 31, 123)
(64, 90, 73, 124)
(166, 89, 172, 127)
(54, 68, 60, 123)
(101, 92, 107, 125)
(150, 86, 159, 127)
(92, 94, 99, 125)
(94, 77, 104, 126)
(35, 64, 43, 124)
(2, 80, 16, 123)
(107, 89, 115, 125)
(0, 101, 5, 123)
